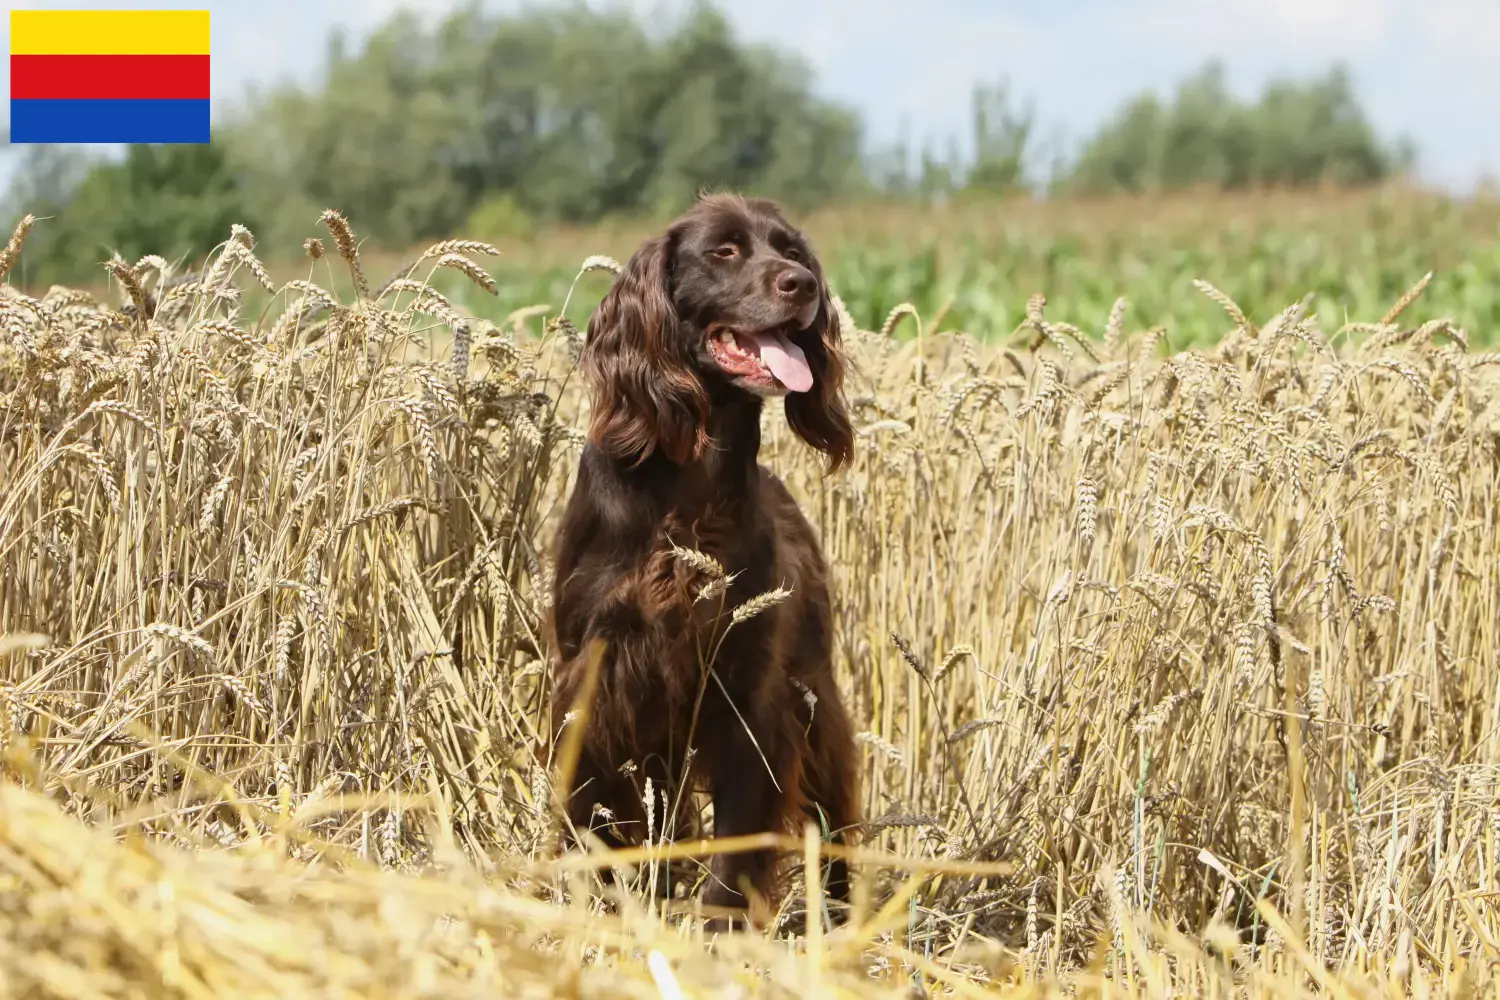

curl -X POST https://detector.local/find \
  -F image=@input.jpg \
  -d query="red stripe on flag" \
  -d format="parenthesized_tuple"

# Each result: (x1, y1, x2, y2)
(10, 55, 210, 101)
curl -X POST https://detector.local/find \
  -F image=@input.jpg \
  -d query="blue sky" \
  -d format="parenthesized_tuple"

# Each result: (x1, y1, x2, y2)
(2, 0, 1498, 192)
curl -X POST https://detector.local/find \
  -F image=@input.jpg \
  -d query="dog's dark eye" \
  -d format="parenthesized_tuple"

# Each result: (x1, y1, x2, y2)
(784, 247, 802, 262)
(710, 244, 738, 259)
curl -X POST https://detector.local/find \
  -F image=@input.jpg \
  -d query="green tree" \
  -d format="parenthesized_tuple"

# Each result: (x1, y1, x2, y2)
(863, 79, 1040, 204)
(1245, 65, 1411, 186)
(222, 2, 865, 247)
(1065, 60, 1411, 194)
(966, 80, 1035, 195)
(2, 141, 252, 285)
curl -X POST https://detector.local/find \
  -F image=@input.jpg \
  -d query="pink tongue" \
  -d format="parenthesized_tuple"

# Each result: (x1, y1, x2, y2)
(748, 330, 813, 392)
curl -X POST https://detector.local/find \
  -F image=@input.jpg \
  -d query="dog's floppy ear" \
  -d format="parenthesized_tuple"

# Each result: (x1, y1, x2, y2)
(784, 244, 854, 472)
(581, 234, 710, 465)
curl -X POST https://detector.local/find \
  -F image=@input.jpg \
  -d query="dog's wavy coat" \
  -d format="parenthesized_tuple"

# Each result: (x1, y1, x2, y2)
(547, 194, 860, 924)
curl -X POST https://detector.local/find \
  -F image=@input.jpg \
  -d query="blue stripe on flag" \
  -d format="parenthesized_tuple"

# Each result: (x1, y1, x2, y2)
(9, 98, 210, 143)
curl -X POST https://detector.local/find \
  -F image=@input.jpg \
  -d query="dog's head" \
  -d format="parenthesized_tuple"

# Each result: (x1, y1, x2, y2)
(580, 193, 853, 470)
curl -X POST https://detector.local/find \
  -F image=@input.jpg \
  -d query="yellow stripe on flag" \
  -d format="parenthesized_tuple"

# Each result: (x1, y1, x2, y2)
(10, 10, 210, 56)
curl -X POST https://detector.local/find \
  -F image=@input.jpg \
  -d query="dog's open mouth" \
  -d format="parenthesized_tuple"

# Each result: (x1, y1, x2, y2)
(705, 323, 813, 393)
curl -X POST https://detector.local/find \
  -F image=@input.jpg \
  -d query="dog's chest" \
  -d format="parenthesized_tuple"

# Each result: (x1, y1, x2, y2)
(642, 504, 775, 624)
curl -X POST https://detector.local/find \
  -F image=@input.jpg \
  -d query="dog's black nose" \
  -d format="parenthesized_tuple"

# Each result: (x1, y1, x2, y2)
(774, 266, 816, 302)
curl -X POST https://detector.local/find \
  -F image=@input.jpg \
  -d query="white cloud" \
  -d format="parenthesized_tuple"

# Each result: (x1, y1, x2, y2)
(1130, 0, 1400, 53)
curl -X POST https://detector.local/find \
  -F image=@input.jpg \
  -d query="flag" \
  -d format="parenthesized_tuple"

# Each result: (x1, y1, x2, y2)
(9, 9, 210, 144)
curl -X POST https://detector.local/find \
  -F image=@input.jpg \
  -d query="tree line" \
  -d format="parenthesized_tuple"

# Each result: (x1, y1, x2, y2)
(1, 4, 1414, 285)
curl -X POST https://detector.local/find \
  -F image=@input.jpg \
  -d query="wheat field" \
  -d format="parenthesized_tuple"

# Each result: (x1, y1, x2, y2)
(1, 209, 1498, 998)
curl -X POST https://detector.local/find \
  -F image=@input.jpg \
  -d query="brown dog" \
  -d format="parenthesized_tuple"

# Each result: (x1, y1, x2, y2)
(546, 193, 860, 926)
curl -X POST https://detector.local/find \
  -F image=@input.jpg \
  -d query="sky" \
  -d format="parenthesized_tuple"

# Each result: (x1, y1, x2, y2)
(1, 0, 1498, 193)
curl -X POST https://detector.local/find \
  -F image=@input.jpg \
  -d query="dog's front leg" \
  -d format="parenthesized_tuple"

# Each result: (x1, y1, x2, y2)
(700, 694, 797, 929)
